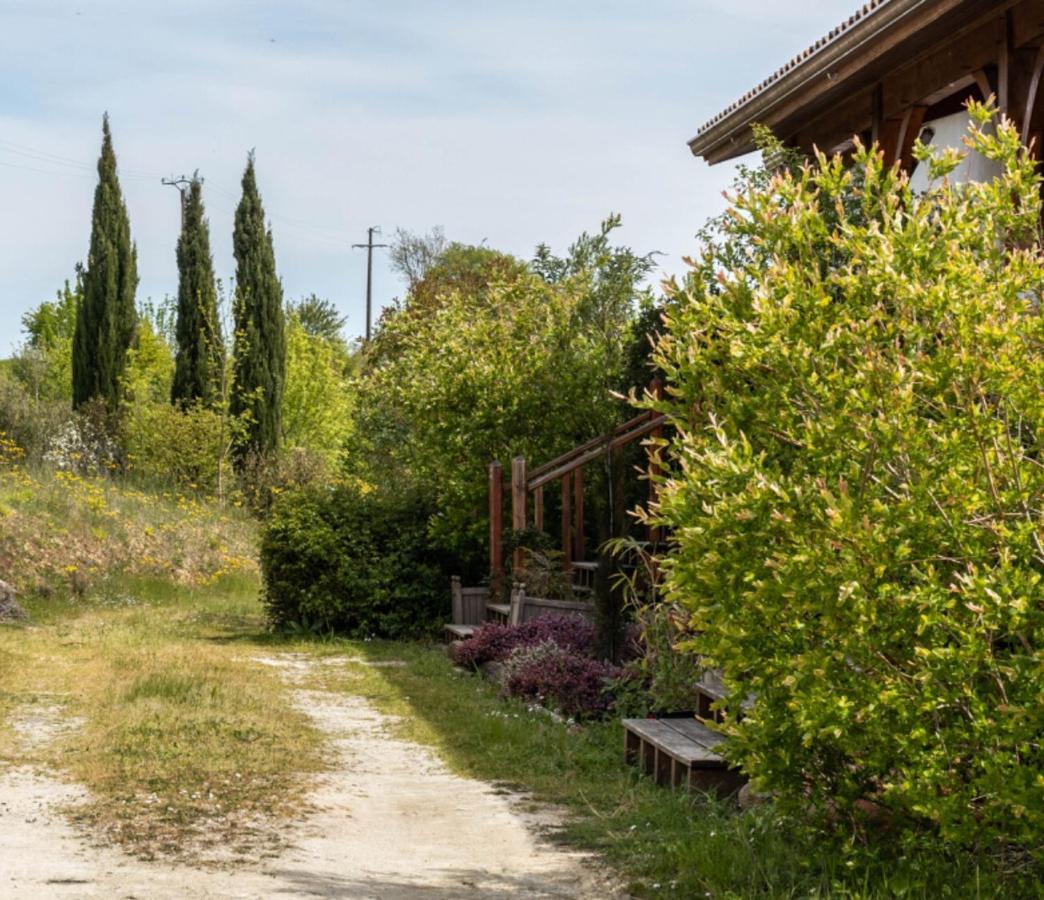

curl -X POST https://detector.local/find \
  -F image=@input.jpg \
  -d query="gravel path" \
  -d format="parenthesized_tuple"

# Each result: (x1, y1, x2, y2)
(0, 654, 620, 899)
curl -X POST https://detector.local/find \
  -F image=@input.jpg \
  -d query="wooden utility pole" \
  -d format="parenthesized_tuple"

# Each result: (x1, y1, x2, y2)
(161, 174, 193, 226)
(352, 226, 388, 342)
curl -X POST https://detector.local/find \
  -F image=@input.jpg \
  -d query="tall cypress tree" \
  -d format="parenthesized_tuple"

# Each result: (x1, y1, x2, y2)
(171, 176, 223, 407)
(230, 154, 285, 459)
(72, 114, 138, 411)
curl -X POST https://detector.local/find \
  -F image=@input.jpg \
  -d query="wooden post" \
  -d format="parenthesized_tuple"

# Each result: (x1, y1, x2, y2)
(560, 472, 572, 571)
(533, 484, 544, 532)
(573, 465, 585, 562)
(489, 461, 504, 586)
(649, 377, 664, 546)
(511, 456, 527, 575)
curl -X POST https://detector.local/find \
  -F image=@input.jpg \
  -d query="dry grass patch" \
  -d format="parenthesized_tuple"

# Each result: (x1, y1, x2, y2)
(0, 576, 324, 861)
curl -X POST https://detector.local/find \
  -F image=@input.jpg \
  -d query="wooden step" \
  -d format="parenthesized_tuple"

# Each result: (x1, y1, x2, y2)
(623, 716, 744, 796)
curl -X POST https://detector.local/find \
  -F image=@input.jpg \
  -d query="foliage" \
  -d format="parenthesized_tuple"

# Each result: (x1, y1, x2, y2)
(123, 400, 227, 495)
(230, 153, 286, 461)
(172, 176, 223, 408)
(282, 311, 352, 462)
(502, 640, 620, 719)
(289, 294, 347, 343)
(388, 226, 448, 291)
(0, 452, 256, 594)
(124, 317, 174, 405)
(260, 483, 452, 638)
(0, 366, 74, 461)
(353, 253, 625, 558)
(73, 114, 138, 413)
(449, 614, 595, 669)
(649, 104, 1044, 863)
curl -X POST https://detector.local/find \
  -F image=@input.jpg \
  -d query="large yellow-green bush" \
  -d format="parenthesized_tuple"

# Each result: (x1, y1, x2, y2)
(651, 106, 1044, 861)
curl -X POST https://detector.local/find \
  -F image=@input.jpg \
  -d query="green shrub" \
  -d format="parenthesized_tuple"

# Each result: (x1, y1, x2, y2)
(260, 485, 452, 638)
(651, 105, 1044, 864)
(123, 401, 227, 494)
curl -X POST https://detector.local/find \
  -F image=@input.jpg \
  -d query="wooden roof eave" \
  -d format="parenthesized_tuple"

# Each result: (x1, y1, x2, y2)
(688, 0, 978, 164)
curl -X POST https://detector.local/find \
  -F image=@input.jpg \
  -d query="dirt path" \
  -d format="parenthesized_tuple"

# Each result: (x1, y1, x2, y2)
(0, 654, 620, 899)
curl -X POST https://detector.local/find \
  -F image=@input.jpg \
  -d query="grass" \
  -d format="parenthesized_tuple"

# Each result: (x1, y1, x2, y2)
(0, 460, 1036, 894)
(0, 574, 325, 860)
(309, 640, 1041, 900)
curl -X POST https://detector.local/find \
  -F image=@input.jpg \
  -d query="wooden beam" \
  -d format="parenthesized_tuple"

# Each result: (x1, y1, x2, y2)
(560, 472, 572, 570)
(511, 457, 527, 575)
(573, 466, 585, 563)
(533, 484, 544, 532)
(897, 105, 927, 171)
(489, 461, 503, 583)
(1020, 43, 1044, 144)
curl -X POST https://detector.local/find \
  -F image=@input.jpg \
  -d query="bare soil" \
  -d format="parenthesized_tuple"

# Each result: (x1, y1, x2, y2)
(0, 654, 621, 899)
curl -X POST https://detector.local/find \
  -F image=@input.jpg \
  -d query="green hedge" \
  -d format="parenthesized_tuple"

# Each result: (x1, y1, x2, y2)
(652, 107, 1044, 864)
(260, 485, 453, 638)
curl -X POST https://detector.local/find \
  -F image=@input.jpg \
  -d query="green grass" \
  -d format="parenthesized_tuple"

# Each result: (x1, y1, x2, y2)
(0, 562, 1037, 894)
(311, 640, 1041, 900)
(0, 574, 324, 860)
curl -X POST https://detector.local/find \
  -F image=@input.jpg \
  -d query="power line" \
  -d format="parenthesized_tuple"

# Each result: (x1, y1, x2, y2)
(352, 226, 389, 342)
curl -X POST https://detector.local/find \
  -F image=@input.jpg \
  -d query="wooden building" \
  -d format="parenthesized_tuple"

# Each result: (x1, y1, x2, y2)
(689, 0, 1044, 174)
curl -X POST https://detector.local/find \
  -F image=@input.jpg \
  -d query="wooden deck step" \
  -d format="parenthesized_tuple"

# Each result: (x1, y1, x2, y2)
(623, 716, 744, 796)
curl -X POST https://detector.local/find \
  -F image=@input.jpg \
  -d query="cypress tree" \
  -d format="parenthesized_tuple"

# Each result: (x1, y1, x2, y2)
(230, 154, 285, 459)
(171, 176, 223, 407)
(72, 114, 138, 411)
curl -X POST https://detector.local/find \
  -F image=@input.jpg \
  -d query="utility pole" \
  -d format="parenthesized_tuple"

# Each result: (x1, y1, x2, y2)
(352, 226, 388, 342)
(161, 174, 194, 226)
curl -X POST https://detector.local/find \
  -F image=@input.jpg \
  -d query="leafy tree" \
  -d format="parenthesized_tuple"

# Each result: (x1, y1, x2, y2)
(649, 105, 1044, 863)
(351, 258, 625, 561)
(15, 275, 81, 402)
(230, 154, 285, 460)
(389, 226, 448, 291)
(23, 274, 80, 350)
(171, 177, 223, 408)
(289, 295, 347, 344)
(72, 114, 138, 412)
(282, 310, 352, 461)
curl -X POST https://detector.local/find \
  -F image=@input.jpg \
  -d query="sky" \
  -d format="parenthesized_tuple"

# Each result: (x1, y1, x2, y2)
(0, 0, 860, 350)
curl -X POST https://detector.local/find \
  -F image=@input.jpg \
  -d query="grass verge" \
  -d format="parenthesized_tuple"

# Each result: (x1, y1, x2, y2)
(0, 574, 324, 860)
(314, 640, 1039, 900)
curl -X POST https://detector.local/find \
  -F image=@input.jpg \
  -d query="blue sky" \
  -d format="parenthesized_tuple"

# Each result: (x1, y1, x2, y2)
(0, 0, 858, 349)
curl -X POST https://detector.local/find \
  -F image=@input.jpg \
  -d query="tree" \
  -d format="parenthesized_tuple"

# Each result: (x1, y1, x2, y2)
(389, 226, 447, 291)
(171, 177, 223, 408)
(230, 153, 285, 460)
(282, 311, 352, 461)
(72, 114, 138, 412)
(289, 295, 347, 344)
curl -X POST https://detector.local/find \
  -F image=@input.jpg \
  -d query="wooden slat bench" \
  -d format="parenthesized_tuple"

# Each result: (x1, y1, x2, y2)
(623, 716, 745, 796)
(444, 577, 489, 641)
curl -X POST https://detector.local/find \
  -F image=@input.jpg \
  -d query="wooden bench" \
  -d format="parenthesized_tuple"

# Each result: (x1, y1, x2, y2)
(444, 577, 489, 641)
(623, 716, 745, 796)
(486, 582, 596, 626)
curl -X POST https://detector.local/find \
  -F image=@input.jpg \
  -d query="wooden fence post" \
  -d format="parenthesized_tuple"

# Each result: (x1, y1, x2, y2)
(560, 472, 572, 571)
(511, 456, 527, 575)
(533, 484, 544, 532)
(573, 465, 585, 562)
(489, 461, 504, 586)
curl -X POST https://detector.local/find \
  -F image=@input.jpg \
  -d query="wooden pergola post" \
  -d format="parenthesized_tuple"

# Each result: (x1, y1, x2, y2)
(573, 465, 585, 562)
(533, 484, 544, 532)
(560, 472, 572, 571)
(511, 456, 527, 575)
(489, 461, 504, 586)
